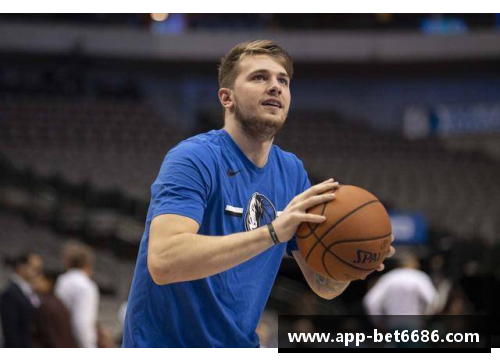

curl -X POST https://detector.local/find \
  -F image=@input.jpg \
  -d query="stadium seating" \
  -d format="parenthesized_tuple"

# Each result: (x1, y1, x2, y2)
(276, 111, 500, 244)
(2, 97, 498, 244)
(0, 97, 183, 203)
(2, 97, 499, 246)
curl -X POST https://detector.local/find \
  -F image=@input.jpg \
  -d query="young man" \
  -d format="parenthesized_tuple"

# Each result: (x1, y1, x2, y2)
(123, 40, 394, 347)
(55, 241, 100, 348)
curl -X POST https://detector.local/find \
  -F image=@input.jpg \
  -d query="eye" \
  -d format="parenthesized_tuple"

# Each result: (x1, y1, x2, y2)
(279, 78, 289, 86)
(253, 74, 266, 81)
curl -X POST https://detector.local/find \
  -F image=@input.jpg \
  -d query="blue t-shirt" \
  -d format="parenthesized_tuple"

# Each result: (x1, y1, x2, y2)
(123, 129, 310, 347)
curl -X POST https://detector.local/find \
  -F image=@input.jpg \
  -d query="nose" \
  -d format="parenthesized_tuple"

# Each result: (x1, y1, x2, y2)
(267, 78, 282, 96)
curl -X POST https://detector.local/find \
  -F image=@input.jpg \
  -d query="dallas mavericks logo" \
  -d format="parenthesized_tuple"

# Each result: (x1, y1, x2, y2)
(244, 192, 277, 231)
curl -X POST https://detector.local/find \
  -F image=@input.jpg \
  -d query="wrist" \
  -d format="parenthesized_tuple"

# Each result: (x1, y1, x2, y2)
(267, 222, 281, 245)
(257, 224, 275, 247)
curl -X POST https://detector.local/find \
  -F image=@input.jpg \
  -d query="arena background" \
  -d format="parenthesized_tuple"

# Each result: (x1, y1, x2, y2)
(0, 14, 498, 348)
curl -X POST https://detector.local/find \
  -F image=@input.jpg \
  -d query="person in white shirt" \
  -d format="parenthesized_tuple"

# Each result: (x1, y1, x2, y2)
(363, 252, 437, 330)
(55, 241, 99, 348)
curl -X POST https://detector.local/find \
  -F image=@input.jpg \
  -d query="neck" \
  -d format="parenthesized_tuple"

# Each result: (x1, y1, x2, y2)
(223, 120, 274, 168)
(70, 267, 91, 277)
(12, 273, 29, 285)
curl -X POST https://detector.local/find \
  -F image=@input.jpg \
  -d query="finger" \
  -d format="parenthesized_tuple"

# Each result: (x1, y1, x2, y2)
(376, 263, 385, 272)
(386, 246, 396, 258)
(327, 181, 340, 192)
(298, 193, 336, 211)
(390, 234, 395, 243)
(297, 181, 338, 202)
(300, 213, 327, 224)
(318, 179, 340, 188)
(320, 178, 335, 184)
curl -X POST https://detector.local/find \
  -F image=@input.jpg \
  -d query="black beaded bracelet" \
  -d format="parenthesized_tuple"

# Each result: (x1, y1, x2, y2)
(267, 222, 280, 245)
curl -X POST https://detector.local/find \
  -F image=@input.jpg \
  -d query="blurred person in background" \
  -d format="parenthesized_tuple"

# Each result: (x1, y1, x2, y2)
(96, 323, 115, 348)
(290, 318, 318, 348)
(55, 241, 99, 348)
(428, 254, 453, 314)
(255, 311, 278, 348)
(0, 252, 42, 347)
(32, 271, 77, 348)
(363, 252, 437, 334)
(363, 251, 437, 315)
(441, 286, 474, 315)
(115, 301, 127, 346)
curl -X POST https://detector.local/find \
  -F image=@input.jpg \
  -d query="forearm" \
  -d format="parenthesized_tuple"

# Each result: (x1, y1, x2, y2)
(312, 274, 350, 300)
(148, 226, 274, 285)
(292, 250, 350, 300)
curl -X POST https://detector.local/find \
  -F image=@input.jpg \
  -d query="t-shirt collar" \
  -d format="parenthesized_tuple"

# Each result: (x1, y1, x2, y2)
(219, 129, 273, 174)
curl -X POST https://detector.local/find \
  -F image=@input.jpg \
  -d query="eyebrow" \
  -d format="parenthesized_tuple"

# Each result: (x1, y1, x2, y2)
(248, 69, 290, 79)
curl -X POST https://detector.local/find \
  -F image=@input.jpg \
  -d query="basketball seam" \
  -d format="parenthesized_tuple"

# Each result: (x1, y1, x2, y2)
(304, 225, 329, 263)
(305, 225, 326, 262)
(322, 252, 337, 280)
(297, 190, 333, 238)
(328, 232, 393, 248)
(305, 199, 380, 263)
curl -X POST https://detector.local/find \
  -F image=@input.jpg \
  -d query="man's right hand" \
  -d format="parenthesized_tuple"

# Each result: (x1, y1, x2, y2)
(271, 178, 339, 243)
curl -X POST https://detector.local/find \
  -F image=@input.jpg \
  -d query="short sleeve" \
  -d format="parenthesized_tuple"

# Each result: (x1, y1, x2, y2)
(150, 141, 213, 226)
(286, 159, 311, 256)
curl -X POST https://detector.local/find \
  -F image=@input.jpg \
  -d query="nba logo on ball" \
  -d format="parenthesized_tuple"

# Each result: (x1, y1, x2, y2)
(245, 192, 276, 231)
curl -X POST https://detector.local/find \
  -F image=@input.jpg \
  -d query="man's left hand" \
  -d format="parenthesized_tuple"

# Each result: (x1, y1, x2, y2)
(372, 234, 396, 273)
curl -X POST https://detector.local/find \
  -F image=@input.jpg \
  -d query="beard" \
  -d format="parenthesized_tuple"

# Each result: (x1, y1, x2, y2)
(233, 102, 287, 142)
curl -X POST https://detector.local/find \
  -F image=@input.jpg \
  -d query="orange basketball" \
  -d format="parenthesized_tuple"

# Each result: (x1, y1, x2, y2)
(296, 185, 392, 281)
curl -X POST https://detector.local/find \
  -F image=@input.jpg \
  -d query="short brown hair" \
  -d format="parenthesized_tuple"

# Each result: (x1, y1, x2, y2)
(218, 40, 294, 89)
(63, 240, 95, 269)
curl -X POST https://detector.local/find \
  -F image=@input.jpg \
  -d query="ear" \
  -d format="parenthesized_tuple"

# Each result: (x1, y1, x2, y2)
(218, 88, 234, 112)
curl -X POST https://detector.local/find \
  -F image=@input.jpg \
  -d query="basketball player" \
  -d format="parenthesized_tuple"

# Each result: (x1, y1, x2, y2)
(123, 40, 395, 347)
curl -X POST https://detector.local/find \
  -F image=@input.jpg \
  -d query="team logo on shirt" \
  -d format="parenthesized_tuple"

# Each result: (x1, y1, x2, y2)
(244, 192, 277, 231)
